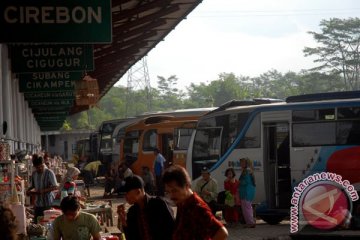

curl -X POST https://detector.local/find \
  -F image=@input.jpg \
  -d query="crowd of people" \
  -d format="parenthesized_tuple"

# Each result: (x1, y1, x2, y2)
(115, 156, 258, 240)
(2, 148, 258, 240)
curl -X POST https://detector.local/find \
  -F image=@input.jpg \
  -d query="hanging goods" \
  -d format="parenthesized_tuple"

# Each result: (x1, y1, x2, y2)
(75, 74, 100, 107)
(0, 140, 10, 160)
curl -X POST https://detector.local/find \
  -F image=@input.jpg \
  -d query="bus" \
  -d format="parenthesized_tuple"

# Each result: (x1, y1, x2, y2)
(186, 91, 360, 224)
(98, 118, 130, 164)
(74, 138, 90, 162)
(112, 118, 139, 163)
(121, 108, 214, 175)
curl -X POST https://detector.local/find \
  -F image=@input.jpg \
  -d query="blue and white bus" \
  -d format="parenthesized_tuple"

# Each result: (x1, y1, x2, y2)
(187, 91, 360, 224)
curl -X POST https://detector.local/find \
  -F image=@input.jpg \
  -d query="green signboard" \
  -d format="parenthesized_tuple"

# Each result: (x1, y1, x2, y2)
(32, 106, 72, 113)
(11, 45, 94, 73)
(40, 126, 64, 131)
(38, 123, 64, 129)
(35, 111, 68, 116)
(24, 91, 75, 100)
(19, 79, 75, 92)
(28, 99, 74, 107)
(0, 0, 112, 43)
(36, 116, 66, 121)
(37, 120, 65, 124)
(18, 71, 82, 81)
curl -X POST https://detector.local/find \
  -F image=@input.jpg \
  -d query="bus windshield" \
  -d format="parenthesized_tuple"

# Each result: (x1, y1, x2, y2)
(192, 127, 222, 177)
(100, 136, 112, 152)
(191, 112, 250, 178)
(123, 130, 140, 165)
(174, 128, 194, 150)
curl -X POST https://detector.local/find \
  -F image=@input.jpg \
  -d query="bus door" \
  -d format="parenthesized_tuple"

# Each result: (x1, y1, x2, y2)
(263, 120, 292, 209)
(160, 133, 173, 167)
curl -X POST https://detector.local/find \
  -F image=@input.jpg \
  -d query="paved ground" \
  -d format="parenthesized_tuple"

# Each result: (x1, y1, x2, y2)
(88, 186, 291, 240)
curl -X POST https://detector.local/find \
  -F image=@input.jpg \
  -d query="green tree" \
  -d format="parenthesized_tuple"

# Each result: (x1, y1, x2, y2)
(185, 82, 214, 108)
(304, 18, 360, 90)
(185, 73, 252, 107)
(156, 75, 184, 110)
(61, 120, 72, 131)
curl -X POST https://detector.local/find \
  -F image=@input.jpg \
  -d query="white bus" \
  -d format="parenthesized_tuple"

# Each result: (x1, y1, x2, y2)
(187, 91, 360, 224)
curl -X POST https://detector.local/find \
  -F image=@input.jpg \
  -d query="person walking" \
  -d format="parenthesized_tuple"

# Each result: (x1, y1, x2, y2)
(223, 168, 240, 226)
(238, 157, 256, 228)
(153, 148, 166, 195)
(163, 165, 228, 240)
(141, 166, 155, 194)
(26, 155, 58, 223)
(53, 196, 101, 240)
(117, 175, 175, 240)
(194, 166, 218, 214)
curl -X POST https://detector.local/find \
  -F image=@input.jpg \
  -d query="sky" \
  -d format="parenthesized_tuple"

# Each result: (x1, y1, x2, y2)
(116, 0, 360, 90)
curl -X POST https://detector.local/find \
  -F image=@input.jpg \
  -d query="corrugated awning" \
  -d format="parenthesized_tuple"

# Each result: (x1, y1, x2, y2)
(69, 0, 202, 115)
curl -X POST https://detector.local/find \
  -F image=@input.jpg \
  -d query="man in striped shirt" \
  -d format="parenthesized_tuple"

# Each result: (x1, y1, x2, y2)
(27, 155, 58, 223)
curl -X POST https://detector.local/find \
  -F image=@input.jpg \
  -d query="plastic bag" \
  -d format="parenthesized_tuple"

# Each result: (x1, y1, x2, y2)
(224, 191, 235, 207)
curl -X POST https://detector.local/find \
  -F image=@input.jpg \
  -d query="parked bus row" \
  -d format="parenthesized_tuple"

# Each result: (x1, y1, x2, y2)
(74, 108, 214, 175)
(186, 90, 360, 224)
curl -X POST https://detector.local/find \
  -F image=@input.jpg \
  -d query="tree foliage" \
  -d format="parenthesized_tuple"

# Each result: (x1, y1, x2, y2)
(304, 18, 360, 90)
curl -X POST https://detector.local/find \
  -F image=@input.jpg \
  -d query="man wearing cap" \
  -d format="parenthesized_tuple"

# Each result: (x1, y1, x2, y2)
(117, 175, 174, 240)
(194, 166, 219, 214)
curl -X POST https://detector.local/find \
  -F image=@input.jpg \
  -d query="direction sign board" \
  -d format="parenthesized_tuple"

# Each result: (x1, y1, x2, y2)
(34, 111, 68, 116)
(0, 0, 112, 43)
(19, 79, 75, 92)
(28, 99, 74, 107)
(24, 91, 75, 100)
(18, 71, 82, 81)
(11, 45, 93, 73)
(36, 116, 66, 121)
(32, 106, 72, 113)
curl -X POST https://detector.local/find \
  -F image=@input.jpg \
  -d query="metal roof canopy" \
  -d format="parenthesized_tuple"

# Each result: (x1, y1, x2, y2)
(69, 0, 203, 115)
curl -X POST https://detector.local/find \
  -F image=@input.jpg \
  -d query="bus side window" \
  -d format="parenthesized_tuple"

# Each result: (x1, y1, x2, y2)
(237, 114, 261, 149)
(337, 121, 360, 145)
(143, 130, 157, 151)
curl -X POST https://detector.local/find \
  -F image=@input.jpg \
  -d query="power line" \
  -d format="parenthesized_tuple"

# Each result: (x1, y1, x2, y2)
(193, 8, 360, 18)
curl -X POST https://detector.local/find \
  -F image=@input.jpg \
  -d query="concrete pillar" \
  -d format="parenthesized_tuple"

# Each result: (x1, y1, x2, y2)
(12, 78, 20, 144)
(0, 45, 3, 136)
(1, 44, 14, 140)
(26, 106, 31, 144)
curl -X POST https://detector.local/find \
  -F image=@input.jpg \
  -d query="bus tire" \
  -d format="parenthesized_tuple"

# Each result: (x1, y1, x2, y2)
(260, 215, 284, 225)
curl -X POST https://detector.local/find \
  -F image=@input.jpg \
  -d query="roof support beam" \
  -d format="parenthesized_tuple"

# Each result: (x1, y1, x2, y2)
(113, 4, 180, 31)
(94, 31, 157, 57)
(112, 0, 172, 23)
(113, 19, 167, 40)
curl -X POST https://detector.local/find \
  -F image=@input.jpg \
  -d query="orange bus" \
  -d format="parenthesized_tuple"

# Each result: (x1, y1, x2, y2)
(120, 108, 213, 175)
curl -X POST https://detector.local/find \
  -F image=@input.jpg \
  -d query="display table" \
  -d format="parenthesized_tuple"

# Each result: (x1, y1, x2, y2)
(82, 204, 113, 227)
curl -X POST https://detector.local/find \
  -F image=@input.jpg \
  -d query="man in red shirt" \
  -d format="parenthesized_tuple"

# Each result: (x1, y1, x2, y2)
(163, 165, 228, 240)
